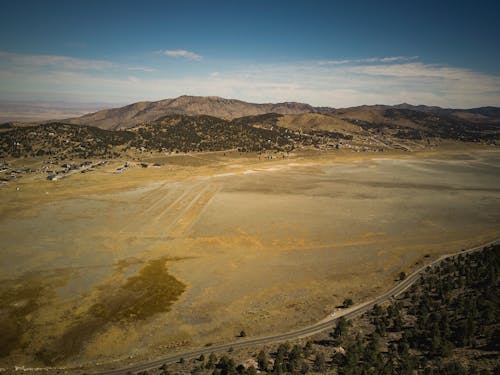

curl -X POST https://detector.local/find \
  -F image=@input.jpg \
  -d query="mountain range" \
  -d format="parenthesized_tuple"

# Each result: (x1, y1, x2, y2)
(1, 96, 499, 161)
(63, 95, 500, 130)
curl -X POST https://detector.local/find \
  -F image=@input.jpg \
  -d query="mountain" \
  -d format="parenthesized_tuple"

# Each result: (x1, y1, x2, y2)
(392, 103, 500, 123)
(62, 96, 500, 131)
(3, 96, 498, 160)
(64, 95, 318, 130)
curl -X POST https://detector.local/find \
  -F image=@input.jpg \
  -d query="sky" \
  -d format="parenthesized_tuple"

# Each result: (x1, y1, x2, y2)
(0, 0, 499, 109)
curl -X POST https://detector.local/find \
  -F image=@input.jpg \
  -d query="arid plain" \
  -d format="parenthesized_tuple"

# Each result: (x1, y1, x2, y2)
(1, 147, 499, 370)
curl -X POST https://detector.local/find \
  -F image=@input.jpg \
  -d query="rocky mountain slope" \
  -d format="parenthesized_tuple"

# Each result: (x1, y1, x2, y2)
(341, 104, 500, 124)
(61, 95, 500, 133)
(64, 96, 317, 130)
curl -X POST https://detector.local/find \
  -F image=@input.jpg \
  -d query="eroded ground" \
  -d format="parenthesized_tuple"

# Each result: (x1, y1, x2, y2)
(0, 148, 499, 370)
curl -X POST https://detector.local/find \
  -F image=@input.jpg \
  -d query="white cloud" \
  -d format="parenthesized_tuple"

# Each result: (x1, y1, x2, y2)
(348, 62, 480, 79)
(378, 56, 419, 63)
(128, 66, 156, 73)
(319, 56, 418, 65)
(0, 50, 116, 70)
(160, 49, 202, 61)
(127, 76, 140, 83)
(1, 51, 499, 108)
(0, 51, 156, 74)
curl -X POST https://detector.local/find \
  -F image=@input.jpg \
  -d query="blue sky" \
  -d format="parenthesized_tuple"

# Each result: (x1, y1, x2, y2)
(0, 0, 499, 108)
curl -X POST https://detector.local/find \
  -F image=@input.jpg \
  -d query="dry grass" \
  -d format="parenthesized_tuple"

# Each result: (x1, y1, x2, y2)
(0, 146, 498, 369)
(32, 258, 185, 365)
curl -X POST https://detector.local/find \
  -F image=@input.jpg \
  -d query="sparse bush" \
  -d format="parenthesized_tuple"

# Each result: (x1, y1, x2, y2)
(342, 298, 353, 308)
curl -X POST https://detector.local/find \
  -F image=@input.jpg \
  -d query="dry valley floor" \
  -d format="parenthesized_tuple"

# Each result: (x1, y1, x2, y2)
(0, 147, 499, 370)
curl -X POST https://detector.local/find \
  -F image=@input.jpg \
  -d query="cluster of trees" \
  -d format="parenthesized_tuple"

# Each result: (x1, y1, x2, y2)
(342, 117, 432, 141)
(403, 245, 499, 356)
(159, 342, 324, 375)
(130, 114, 348, 154)
(130, 115, 297, 153)
(329, 244, 499, 374)
(154, 244, 498, 374)
(0, 123, 132, 159)
(0, 114, 353, 159)
(342, 109, 500, 143)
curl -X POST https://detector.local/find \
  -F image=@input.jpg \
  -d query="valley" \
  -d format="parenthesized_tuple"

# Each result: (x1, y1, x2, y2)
(0, 145, 499, 372)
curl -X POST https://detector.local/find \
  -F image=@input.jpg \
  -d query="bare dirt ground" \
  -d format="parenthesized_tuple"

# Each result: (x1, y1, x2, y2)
(0, 145, 499, 371)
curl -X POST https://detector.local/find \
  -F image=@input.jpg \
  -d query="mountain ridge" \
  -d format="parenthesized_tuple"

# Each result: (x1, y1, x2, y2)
(64, 95, 318, 130)
(61, 95, 500, 131)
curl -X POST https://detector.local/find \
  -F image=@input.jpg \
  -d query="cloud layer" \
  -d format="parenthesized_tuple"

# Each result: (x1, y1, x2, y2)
(1, 51, 499, 108)
(160, 49, 202, 61)
(0, 51, 116, 70)
(319, 56, 419, 65)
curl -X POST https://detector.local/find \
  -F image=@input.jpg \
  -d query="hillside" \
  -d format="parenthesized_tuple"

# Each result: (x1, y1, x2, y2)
(335, 103, 500, 124)
(2, 107, 499, 161)
(277, 113, 360, 134)
(276, 109, 500, 145)
(0, 114, 351, 160)
(64, 96, 317, 130)
(58, 96, 500, 138)
(325, 107, 500, 142)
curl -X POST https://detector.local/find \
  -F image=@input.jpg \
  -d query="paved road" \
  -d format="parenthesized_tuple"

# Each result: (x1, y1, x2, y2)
(92, 239, 499, 375)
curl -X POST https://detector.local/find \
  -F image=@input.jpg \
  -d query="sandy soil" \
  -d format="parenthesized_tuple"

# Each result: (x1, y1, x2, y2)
(0, 146, 499, 370)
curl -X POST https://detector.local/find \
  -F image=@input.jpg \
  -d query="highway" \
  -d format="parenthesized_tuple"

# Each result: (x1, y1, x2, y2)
(92, 238, 499, 375)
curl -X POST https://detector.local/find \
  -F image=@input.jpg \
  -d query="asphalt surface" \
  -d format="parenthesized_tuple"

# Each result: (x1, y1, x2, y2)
(91, 238, 499, 375)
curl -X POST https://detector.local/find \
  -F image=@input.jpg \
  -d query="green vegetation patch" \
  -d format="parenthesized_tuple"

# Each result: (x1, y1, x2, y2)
(36, 258, 186, 365)
(90, 257, 186, 321)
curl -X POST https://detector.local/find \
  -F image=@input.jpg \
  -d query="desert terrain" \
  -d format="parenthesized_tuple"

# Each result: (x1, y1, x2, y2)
(0, 146, 499, 372)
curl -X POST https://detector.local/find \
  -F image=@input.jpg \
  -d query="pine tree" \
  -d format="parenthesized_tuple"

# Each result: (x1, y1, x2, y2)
(257, 350, 268, 371)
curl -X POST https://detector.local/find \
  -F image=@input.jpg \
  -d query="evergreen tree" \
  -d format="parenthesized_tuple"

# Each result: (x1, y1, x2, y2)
(257, 350, 268, 371)
(313, 352, 326, 373)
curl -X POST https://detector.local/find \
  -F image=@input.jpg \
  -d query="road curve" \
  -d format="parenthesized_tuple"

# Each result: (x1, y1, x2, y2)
(92, 238, 499, 375)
